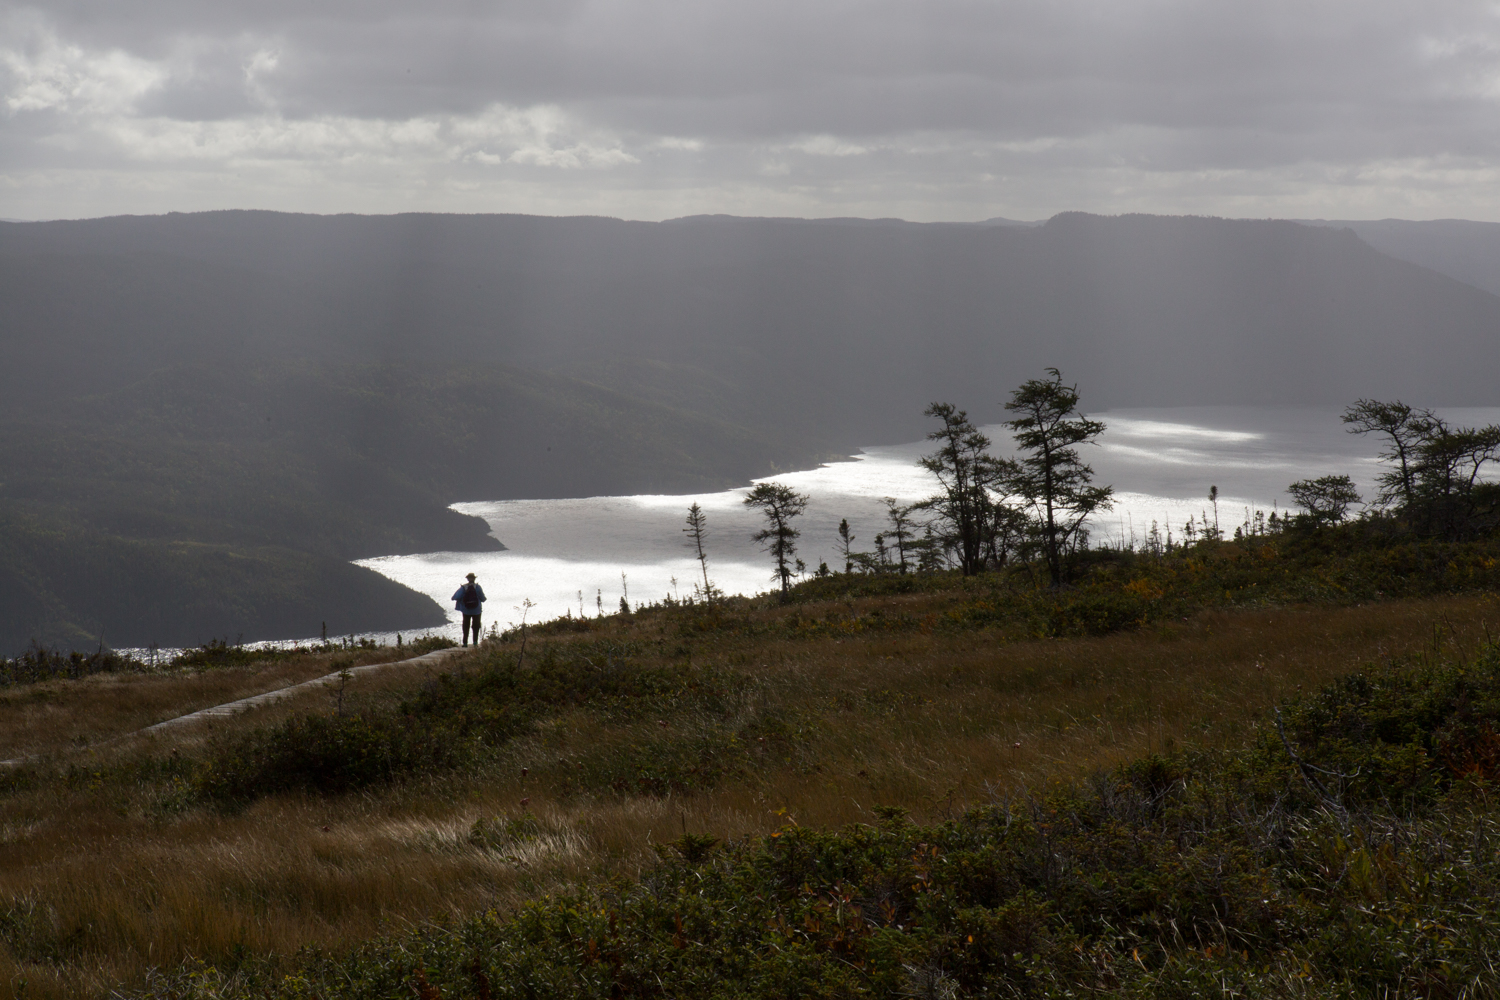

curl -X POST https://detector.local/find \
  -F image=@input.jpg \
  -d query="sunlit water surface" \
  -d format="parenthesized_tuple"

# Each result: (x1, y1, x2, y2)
(199, 405, 1500, 650)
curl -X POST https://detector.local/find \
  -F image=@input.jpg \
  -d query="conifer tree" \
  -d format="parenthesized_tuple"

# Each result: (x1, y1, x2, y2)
(1343, 398, 1500, 538)
(1002, 369, 1113, 587)
(682, 503, 719, 604)
(744, 483, 809, 602)
(881, 497, 918, 574)
(915, 402, 1016, 575)
(1409, 422, 1500, 538)
(1341, 400, 1436, 510)
(1287, 475, 1361, 526)
(837, 518, 857, 574)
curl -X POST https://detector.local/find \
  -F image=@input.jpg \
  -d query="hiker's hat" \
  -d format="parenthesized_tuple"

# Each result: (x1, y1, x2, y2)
(466, 572, 477, 580)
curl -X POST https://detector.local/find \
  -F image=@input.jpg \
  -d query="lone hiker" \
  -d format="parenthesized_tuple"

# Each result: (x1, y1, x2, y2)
(452, 572, 487, 646)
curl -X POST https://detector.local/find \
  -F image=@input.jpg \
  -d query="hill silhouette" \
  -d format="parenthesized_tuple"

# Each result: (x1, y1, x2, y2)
(1302, 218, 1500, 299)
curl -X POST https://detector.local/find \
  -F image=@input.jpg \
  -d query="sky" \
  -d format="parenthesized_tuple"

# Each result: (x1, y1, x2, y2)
(5, 1, 1500, 222)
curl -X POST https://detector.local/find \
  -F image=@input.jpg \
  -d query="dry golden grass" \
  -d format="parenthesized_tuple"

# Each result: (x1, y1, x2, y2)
(0, 647, 419, 761)
(2, 592, 1498, 998)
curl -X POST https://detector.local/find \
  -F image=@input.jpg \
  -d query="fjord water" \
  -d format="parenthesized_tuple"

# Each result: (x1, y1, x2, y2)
(351, 405, 1500, 642)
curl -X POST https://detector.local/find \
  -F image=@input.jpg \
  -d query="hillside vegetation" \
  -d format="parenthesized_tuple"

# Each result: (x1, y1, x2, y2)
(3, 525, 1500, 998)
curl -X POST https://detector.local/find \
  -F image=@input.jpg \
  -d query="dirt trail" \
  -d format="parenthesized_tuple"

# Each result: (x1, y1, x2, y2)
(1, 645, 471, 765)
(141, 646, 469, 733)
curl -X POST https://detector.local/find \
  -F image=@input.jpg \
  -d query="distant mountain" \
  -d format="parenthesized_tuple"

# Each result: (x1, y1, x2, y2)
(3, 210, 1498, 652)
(978, 217, 1045, 227)
(1301, 219, 1500, 300)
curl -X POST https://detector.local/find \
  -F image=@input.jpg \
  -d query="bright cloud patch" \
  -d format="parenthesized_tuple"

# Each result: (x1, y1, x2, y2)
(88, 106, 639, 170)
(2, 26, 166, 115)
(455, 105, 638, 169)
(786, 135, 869, 157)
(2, 19, 636, 181)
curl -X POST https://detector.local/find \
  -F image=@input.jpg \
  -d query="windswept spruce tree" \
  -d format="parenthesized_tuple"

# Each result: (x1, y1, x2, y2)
(1417, 425, 1500, 537)
(1341, 400, 1435, 510)
(1003, 368, 1113, 588)
(744, 482, 809, 602)
(837, 518, 856, 574)
(682, 503, 719, 604)
(1343, 398, 1500, 539)
(914, 403, 1016, 576)
(880, 497, 919, 574)
(1287, 475, 1361, 526)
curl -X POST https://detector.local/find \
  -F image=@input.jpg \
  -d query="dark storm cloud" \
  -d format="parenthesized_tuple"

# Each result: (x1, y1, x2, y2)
(5, 0, 1500, 219)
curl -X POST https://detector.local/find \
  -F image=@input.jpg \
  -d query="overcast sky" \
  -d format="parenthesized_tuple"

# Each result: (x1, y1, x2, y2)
(5, 1, 1500, 222)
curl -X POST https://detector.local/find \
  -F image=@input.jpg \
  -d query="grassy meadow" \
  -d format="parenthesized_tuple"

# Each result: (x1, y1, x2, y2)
(3, 530, 1500, 997)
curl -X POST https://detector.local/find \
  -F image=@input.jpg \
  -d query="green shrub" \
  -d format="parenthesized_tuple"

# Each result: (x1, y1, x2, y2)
(193, 642, 753, 805)
(405, 634, 457, 654)
(174, 638, 293, 670)
(1269, 639, 1500, 809)
(0, 641, 150, 687)
(194, 711, 476, 801)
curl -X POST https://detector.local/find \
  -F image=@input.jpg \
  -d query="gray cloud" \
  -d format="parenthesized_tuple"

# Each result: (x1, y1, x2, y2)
(5, 0, 1500, 220)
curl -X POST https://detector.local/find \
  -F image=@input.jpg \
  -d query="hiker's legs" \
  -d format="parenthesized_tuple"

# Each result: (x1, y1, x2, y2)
(463, 615, 480, 645)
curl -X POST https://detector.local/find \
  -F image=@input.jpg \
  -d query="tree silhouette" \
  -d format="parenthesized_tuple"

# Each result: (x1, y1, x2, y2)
(837, 518, 857, 575)
(682, 503, 719, 604)
(915, 402, 1016, 576)
(1411, 422, 1500, 539)
(744, 483, 809, 602)
(1002, 369, 1113, 587)
(1288, 475, 1361, 526)
(881, 498, 919, 574)
(1342, 400, 1436, 510)
(1343, 398, 1500, 538)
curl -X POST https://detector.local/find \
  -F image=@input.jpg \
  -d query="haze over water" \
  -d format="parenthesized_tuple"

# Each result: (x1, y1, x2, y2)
(343, 405, 1498, 643)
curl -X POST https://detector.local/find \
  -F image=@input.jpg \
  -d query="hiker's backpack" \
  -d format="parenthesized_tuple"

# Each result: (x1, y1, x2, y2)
(461, 583, 479, 610)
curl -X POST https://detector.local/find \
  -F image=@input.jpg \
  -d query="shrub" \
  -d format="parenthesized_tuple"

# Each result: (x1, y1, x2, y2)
(0, 641, 150, 687)
(406, 634, 457, 654)
(194, 711, 476, 802)
(193, 642, 752, 805)
(174, 638, 292, 669)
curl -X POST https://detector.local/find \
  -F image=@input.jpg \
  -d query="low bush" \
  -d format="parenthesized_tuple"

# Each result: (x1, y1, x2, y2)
(173, 638, 292, 669)
(0, 641, 150, 687)
(193, 711, 478, 801)
(192, 640, 754, 804)
(405, 634, 457, 654)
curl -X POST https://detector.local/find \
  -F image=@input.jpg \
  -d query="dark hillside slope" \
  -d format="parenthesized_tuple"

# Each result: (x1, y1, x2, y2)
(1306, 218, 1500, 299)
(0, 252, 343, 402)
(2, 211, 1498, 652)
